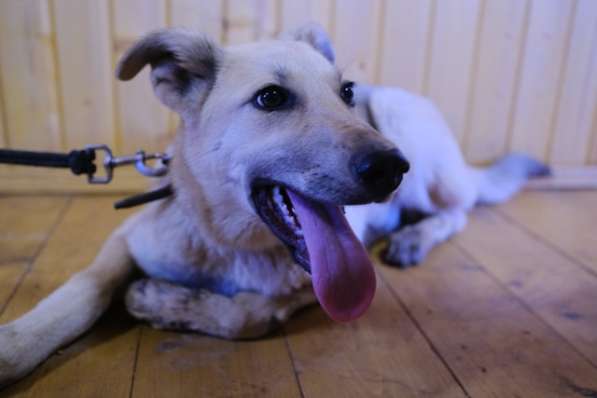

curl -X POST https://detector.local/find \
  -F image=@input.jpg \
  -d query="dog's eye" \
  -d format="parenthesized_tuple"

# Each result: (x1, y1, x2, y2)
(253, 85, 290, 111)
(340, 82, 355, 106)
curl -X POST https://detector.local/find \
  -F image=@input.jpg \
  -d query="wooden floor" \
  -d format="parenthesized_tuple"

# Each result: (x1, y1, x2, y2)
(1, 191, 596, 398)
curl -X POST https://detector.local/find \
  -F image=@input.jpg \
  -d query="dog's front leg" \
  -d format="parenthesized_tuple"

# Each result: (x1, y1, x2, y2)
(0, 228, 134, 388)
(384, 208, 467, 267)
(125, 279, 316, 339)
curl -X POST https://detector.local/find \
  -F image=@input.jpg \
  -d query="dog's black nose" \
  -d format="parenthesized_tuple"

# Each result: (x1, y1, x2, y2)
(351, 149, 410, 199)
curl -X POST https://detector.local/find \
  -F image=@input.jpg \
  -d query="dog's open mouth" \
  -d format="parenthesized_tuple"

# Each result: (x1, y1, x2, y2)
(251, 184, 376, 322)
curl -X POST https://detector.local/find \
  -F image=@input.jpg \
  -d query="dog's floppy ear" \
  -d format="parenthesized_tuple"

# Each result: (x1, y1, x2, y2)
(282, 23, 335, 64)
(116, 28, 222, 111)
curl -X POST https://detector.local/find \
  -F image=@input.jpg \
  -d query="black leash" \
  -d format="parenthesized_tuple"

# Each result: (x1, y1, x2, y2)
(113, 184, 174, 209)
(0, 148, 97, 175)
(0, 145, 174, 209)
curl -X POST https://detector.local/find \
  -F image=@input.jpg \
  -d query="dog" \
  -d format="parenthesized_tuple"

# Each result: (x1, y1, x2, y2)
(0, 23, 548, 387)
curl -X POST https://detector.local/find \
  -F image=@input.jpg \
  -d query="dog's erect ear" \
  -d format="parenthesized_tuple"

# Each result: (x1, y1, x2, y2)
(116, 29, 222, 111)
(282, 23, 335, 64)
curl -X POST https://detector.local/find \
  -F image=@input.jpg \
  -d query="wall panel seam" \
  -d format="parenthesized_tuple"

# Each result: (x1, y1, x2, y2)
(329, 0, 337, 44)
(0, 57, 8, 147)
(273, 0, 282, 37)
(583, 15, 597, 164)
(165, 0, 172, 27)
(462, 0, 487, 155)
(0, 1, 6, 146)
(421, 0, 437, 96)
(546, 0, 578, 163)
(373, 0, 387, 84)
(504, 0, 532, 153)
(589, 111, 597, 164)
(47, 0, 66, 150)
(108, 0, 123, 153)
(221, 0, 229, 44)
(587, 86, 597, 164)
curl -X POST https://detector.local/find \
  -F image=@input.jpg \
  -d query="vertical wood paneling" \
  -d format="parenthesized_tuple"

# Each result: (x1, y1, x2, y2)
(0, 0, 62, 150)
(0, 85, 6, 146)
(254, 0, 279, 39)
(590, 107, 597, 163)
(549, 0, 597, 166)
(333, 0, 382, 82)
(464, 0, 528, 163)
(0, 1, 595, 168)
(53, 0, 115, 148)
(225, 0, 259, 44)
(280, 0, 333, 35)
(591, 114, 597, 164)
(112, 0, 170, 152)
(170, 0, 223, 40)
(425, 0, 482, 143)
(509, 0, 574, 161)
(378, 0, 433, 93)
(224, 0, 277, 44)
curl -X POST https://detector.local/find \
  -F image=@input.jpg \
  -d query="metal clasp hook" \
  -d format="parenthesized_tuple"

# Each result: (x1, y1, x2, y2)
(134, 150, 171, 177)
(85, 145, 171, 184)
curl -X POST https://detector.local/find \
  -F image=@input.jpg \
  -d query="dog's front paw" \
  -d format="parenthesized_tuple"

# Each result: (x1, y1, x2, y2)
(125, 278, 211, 331)
(382, 226, 431, 268)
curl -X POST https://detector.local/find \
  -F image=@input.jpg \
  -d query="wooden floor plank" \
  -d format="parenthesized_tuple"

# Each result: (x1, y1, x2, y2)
(379, 242, 597, 398)
(0, 196, 69, 312)
(0, 197, 139, 398)
(0, 196, 69, 263)
(131, 328, 302, 398)
(497, 191, 597, 274)
(454, 206, 597, 367)
(0, 262, 28, 313)
(285, 276, 466, 398)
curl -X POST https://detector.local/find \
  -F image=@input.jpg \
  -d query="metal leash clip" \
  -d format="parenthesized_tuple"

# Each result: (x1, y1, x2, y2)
(85, 144, 171, 184)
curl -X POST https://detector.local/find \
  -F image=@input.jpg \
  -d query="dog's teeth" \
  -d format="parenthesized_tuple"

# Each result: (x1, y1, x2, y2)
(273, 186, 283, 203)
(271, 186, 302, 234)
(273, 187, 291, 216)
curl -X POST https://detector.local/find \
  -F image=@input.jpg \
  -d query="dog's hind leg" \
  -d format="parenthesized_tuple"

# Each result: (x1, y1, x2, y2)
(125, 278, 316, 339)
(383, 208, 467, 268)
(0, 227, 134, 388)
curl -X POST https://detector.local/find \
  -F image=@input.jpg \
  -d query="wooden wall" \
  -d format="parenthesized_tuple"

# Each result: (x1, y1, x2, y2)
(0, 0, 595, 187)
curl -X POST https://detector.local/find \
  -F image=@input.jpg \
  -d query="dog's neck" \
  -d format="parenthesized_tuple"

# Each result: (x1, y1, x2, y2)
(168, 133, 226, 249)
(167, 130, 280, 253)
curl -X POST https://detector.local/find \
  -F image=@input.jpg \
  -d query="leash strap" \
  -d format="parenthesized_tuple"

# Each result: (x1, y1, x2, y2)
(0, 146, 174, 209)
(0, 148, 96, 175)
(0, 145, 170, 184)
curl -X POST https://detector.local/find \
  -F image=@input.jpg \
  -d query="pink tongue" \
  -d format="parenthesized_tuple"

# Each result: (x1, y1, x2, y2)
(287, 190, 376, 322)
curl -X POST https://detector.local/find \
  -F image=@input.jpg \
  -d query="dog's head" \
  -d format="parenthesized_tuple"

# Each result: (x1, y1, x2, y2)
(117, 24, 409, 322)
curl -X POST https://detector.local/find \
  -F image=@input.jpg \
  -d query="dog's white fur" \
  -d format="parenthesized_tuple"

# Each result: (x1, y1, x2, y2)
(347, 85, 547, 265)
(0, 24, 547, 387)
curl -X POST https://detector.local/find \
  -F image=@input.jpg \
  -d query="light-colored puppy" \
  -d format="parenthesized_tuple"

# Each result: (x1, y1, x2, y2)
(0, 24, 547, 388)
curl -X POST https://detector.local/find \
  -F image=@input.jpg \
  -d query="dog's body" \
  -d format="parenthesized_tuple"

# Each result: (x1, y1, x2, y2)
(0, 25, 547, 387)
(347, 84, 548, 265)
